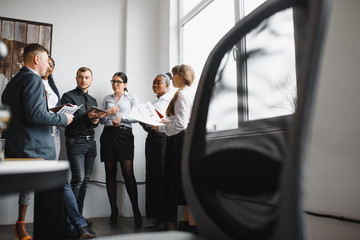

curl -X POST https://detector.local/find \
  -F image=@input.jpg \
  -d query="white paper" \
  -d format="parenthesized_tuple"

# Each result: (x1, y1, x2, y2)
(129, 102, 165, 126)
(57, 104, 82, 115)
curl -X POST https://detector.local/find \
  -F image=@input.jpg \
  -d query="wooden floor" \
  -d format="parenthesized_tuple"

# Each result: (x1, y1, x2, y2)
(0, 216, 169, 239)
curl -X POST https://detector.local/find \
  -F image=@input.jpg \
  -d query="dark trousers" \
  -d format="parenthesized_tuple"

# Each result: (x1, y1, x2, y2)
(160, 131, 186, 222)
(145, 132, 167, 218)
(66, 138, 96, 213)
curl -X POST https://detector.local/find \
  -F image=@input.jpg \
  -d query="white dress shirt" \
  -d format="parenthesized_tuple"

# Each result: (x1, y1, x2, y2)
(42, 80, 58, 109)
(42, 79, 61, 160)
(151, 92, 171, 117)
(158, 86, 195, 136)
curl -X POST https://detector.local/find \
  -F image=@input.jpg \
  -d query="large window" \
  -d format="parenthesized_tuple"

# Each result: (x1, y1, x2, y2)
(180, 0, 296, 132)
(180, 0, 266, 87)
(181, 0, 234, 89)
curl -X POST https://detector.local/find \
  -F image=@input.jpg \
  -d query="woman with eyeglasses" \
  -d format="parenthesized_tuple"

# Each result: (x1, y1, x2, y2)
(99, 72, 142, 226)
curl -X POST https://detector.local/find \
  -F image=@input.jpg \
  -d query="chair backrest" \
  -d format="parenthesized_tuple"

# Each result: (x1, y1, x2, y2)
(181, 0, 332, 239)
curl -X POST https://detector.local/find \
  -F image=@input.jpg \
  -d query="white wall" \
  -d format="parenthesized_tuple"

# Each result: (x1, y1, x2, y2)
(0, 0, 173, 224)
(305, 0, 360, 239)
(123, 0, 159, 217)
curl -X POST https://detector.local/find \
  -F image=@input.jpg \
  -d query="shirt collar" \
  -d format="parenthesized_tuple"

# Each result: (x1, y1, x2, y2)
(113, 91, 129, 98)
(158, 92, 170, 100)
(26, 67, 40, 76)
(76, 87, 88, 95)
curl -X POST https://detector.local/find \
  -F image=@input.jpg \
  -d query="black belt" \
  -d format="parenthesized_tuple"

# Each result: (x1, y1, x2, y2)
(69, 135, 94, 140)
(105, 125, 132, 131)
(119, 125, 131, 131)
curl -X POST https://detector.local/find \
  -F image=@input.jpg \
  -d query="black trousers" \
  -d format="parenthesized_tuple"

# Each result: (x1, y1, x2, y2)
(145, 131, 167, 218)
(160, 130, 187, 222)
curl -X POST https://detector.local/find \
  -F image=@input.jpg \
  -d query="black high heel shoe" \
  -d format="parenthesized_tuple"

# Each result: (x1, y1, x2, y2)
(133, 209, 143, 226)
(109, 208, 118, 225)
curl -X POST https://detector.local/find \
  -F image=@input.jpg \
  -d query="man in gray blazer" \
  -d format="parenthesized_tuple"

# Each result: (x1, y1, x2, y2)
(2, 44, 95, 239)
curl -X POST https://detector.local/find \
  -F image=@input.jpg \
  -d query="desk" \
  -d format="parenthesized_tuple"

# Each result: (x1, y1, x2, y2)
(0, 160, 69, 240)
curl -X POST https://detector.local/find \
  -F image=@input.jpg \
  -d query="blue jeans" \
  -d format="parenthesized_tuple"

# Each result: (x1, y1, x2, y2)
(66, 138, 96, 213)
(64, 182, 87, 232)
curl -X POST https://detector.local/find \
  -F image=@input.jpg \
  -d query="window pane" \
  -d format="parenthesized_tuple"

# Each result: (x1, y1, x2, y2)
(206, 50, 238, 132)
(182, 0, 234, 85)
(246, 9, 296, 120)
(206, 8, 296, 132)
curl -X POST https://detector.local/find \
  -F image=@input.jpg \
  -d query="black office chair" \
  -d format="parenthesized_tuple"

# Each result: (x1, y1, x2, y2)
(97, 0, 331, 239)
(182, 0, 332, 240)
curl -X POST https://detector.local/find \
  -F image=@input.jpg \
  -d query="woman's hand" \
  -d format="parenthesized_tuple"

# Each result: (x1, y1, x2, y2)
(153, 125, 159, 133)
(153, 118, 170, 132)
(160, 118, 171, 124)
(112, 115, 122, 127)
(106, 106, 120, 116)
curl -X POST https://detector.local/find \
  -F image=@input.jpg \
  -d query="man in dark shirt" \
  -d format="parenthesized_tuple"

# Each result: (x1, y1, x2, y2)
(61, 67, 106, 215)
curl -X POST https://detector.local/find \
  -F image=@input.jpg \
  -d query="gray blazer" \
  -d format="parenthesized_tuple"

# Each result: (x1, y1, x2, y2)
(1, 67, 68, 160)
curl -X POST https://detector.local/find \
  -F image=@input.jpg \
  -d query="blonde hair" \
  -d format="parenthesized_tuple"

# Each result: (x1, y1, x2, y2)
(166, 64, 195, 116)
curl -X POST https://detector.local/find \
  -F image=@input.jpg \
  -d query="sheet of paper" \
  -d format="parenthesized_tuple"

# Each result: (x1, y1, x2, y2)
(57, 104, 82, 115)
(129, 102, 165, 126)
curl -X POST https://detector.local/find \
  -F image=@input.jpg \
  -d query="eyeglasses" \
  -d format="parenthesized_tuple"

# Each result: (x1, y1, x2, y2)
(110, 80, 124, 85)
